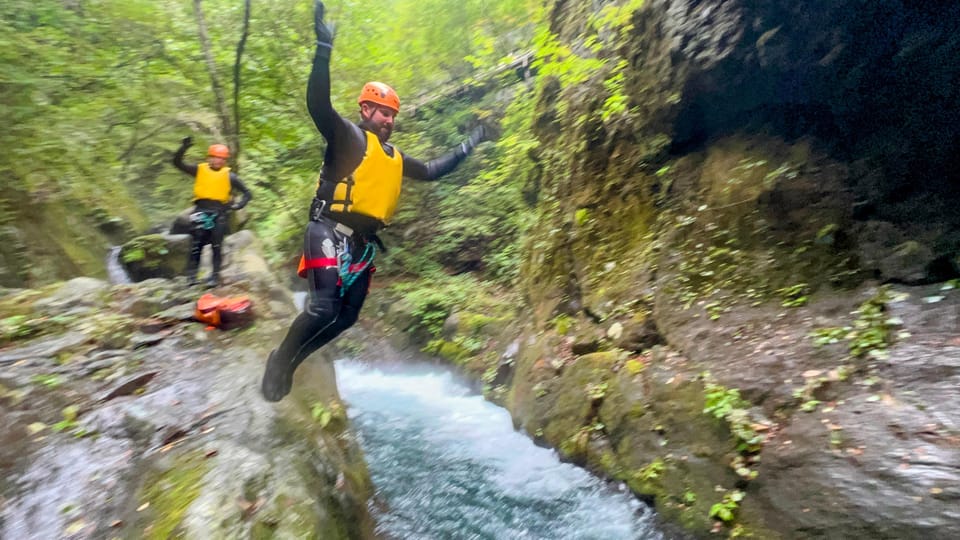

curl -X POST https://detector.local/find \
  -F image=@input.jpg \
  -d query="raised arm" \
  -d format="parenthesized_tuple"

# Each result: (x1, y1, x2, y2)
(305, 1, 355, 142)
(305, 40, 337, 139)
(306, 0, 367, 184)
(172, 136, 198, 176)
(403, 125, 486, 181)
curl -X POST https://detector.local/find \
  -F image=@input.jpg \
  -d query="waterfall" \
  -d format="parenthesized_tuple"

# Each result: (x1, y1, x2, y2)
(105, 246, 132, 284)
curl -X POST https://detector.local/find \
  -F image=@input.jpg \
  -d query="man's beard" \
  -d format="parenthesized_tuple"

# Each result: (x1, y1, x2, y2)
(361, 119, 392, 143)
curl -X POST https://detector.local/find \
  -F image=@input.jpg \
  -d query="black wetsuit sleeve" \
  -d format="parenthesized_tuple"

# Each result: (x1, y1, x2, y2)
(402, 146, 469, 181)
(172, 144, 198, 176)
(306, 41, 366, 193)
(229, 174, 253, 209)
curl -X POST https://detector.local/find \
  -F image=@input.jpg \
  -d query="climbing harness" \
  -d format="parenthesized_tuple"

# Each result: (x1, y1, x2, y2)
(190, 210, 219, 231)
(337, 240, 376, 296)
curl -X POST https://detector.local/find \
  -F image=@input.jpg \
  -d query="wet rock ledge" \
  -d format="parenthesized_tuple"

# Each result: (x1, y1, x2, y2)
(0, 231, 374, 539)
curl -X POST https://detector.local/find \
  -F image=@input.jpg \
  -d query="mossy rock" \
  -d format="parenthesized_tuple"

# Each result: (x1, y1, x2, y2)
(430, 339, 473, 364)
(138, 451, 209, 540)
(120, 234, 191, 282)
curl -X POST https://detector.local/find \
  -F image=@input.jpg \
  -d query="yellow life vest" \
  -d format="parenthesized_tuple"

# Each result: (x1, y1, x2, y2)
(328, 130, 404, 223)
(193, 163, 232, 203)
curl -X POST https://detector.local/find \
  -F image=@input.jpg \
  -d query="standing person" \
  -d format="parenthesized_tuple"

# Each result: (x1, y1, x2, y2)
(260, 0, 486, 401)
(172, 137, 253, 287)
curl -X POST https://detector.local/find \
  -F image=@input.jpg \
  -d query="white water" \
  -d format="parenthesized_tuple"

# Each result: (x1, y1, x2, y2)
(336, 361, 665, 540)
(105, 246, 131, 284)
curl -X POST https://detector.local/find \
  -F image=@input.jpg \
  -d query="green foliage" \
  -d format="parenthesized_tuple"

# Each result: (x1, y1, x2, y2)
(731, 454, 759, 480)
(792, 366, 849, 414)
(310, 402, 332, 428)
(30, 374, 63, 388)
(847, 287, 896, 359)
(709, 490, 744, 523)
(481, 363, 499, 385)
(1, 315, 36, 342)
(391, 275, 471, 336)
(532, 28, 606, 89)
(310, 400, 346, 432)
(703, 383, 749, 421)
(703, 382, 763, 452)
(574, 208, 591, 227)
(800, 399, 821, 412)
(1, 0, 540, 284)
(585, 381, 608, 401)
(122, 249, 146, 264)
(809, 286, 900, 360)
(423, 336, 484, 364)
(140, 451, 208, 540)
(560, 419, 606, 459)
(636, 458, 665, 482)
(777, 283, 809, 307)
(51, 405, 79, 433)
(704, 301, 725, 321)
(552, 314, 574, 335)
(593, 0, 646, 32)
(810, 326, 848, 346)
(624, 358, 646, 375)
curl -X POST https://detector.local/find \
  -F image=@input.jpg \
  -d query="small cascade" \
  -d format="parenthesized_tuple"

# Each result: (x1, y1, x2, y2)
(105, 246, 132, 285)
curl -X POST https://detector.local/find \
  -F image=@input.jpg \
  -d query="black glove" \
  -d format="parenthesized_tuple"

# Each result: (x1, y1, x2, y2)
(314, 1, 335, 48)
(181, 136, 193, 148)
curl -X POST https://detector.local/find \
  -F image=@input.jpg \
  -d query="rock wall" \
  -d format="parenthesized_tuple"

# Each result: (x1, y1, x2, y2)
(382, 1, 960, 538)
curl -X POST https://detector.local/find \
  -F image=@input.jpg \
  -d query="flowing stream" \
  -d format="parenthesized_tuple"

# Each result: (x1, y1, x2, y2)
(105, 246, 132, 284)
(336, 360, 665, 540)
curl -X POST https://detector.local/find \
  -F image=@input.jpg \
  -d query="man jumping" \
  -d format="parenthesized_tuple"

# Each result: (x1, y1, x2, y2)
(261, 0, 485, 401)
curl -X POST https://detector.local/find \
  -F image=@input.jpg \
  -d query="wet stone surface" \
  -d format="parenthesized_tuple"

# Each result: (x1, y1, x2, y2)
(0, 236, 375, 539)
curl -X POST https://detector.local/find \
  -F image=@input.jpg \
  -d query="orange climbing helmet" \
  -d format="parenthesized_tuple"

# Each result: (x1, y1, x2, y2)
(357, 81, 400, 113)
(207, 144, 230, 159)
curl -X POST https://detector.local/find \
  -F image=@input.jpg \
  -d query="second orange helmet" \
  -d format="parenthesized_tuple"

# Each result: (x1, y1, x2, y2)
(207, 144, 230, 158)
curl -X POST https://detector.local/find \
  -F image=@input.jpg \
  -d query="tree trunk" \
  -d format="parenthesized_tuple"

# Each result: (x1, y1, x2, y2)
(232, 0, 252, 166)
(192, 0, 235, 162)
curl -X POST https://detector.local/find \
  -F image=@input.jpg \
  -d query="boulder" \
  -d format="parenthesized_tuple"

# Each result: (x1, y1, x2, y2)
(119, 234, 191, 282)
(856, 221, 938, 283)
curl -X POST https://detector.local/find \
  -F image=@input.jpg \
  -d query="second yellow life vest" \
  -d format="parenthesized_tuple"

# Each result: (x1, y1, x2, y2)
(328, 130, 404, 223)
(193, 163, 232, 203)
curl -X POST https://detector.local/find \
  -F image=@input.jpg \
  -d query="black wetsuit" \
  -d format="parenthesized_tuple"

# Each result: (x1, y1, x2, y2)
(172, 145, 253, 284)
(261, 39, 477, 402)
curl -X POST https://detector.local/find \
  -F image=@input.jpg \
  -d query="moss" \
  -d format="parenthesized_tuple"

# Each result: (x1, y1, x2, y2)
(121, 235, 172, 270)
(122, 248, 146, 263)
(310, 400, 348, 433)
(424, 338, 472, 364)
(1, 194, 138, 286)
(624, 358, 646, 375)
(598, 450, 629, 480)
(458, 312, 504, 334)
(85, 312, 136, 348)
(139, 451, 209, 540)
